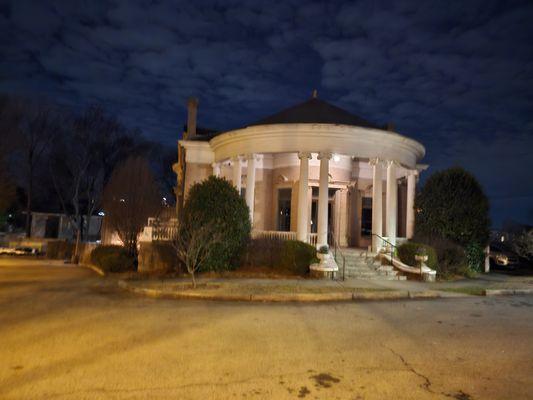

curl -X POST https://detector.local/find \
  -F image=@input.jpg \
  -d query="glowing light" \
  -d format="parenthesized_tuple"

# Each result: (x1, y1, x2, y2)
(333, 154, 340, 162)
(98, 211, 105, 216)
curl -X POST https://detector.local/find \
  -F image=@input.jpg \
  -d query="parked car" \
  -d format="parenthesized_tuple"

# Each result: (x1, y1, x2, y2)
(0, 247, 38, 256)
(489, 244, 519, 268)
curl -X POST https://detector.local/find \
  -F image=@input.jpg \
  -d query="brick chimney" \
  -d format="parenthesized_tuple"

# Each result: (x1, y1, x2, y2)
(186, 97, 198, 139)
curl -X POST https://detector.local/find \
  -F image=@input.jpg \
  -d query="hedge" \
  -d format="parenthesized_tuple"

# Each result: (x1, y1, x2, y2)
(91, 245, 135, 273)
(242, 238, 318, 275)
(412, 235, 471, 278)
(397, 242, 438, 270)
(46, 240, 74, 260)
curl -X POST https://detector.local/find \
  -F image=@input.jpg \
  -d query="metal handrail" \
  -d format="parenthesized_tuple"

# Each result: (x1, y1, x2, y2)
(371, 233, 397, 264)
(328, 231, 346, 281)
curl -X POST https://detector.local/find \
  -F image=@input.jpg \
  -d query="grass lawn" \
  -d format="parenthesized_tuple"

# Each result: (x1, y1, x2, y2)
(439, 286, 486, 296)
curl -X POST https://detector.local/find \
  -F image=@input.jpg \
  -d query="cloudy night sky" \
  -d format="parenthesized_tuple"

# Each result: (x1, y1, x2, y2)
(1, 0, 532, 227)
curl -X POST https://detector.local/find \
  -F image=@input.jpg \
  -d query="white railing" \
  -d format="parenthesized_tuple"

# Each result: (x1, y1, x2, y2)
(140, 218, 178, 242)
(252, 230, 318, 246)
(252, 230, 296, 241)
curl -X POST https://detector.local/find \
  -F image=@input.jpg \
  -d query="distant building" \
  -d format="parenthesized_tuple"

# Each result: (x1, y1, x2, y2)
(31, 212, 102, 242)
(175, 93, 427, 251)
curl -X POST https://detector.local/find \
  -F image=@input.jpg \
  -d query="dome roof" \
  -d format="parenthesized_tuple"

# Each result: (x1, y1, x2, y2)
(247, 97, 380, 129)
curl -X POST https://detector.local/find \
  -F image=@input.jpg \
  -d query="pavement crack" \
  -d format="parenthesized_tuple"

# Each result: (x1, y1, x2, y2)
(383, 344, 436, 395)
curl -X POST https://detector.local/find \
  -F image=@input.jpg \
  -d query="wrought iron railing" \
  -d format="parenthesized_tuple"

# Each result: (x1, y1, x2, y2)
(372, 233, 397, 265)
(328, 230, 346, 281)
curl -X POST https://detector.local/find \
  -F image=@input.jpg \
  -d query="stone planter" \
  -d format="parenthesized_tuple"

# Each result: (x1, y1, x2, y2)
(414, 254, 436, 282)
(310, 251, 338, 279)
(317, 252, 330, 263)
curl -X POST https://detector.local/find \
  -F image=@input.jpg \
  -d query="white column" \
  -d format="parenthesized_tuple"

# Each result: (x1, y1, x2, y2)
(317, 152, 331, 248)
(406, 170, 417, 239)
(211, 162, 221, 177)
(245, 154, 256, 224)
(231, 156, 242, 193)
(296, 152, 311, 242)
(386, 160, 398, 246)
(370, 158, 383, 252)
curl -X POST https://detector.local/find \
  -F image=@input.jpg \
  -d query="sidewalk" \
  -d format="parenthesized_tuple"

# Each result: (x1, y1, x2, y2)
(116, 272, 533, 302)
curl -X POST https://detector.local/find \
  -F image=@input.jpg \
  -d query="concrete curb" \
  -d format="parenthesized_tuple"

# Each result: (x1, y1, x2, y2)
(484, 288, 533, 296)
(117, 280, 445, 303)
(81, 263, 106, 277)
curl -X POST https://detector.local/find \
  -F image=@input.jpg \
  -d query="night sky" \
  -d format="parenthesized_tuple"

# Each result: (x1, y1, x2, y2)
(1, 0, 532, 227)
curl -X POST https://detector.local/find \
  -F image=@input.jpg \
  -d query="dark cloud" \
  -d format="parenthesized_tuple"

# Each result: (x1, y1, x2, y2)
(1, 0, 532, 226)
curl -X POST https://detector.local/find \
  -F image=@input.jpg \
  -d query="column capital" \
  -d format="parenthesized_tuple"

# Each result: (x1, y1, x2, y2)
(386, 159, 399, 167)
(298, 151, 312, 160)
(317, 151, 332, 160)
(406, 169, 419, 177)
(245, 153, 256, 161)
(368, 157, 384, 167)
(211, 162, 219, 168)
(230, 155, 243, 165)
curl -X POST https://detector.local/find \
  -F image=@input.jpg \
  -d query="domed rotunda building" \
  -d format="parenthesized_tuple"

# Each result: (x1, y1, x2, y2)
(175, 92, 427, 252)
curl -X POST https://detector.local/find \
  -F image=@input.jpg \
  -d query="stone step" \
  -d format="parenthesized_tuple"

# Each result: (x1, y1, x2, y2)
(343, 268, 377, 274)
(377, 270, 398, 277)
(342, 274, 407, 281)
(377, 266, 396, 273)
(336, 252, 407, 281)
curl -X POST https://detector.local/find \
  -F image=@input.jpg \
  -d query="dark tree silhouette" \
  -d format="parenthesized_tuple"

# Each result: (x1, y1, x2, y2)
(103, 157, 161, 259)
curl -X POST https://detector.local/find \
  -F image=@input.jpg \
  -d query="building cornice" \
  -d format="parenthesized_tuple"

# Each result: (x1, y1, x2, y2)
(209, 123, 425, 169)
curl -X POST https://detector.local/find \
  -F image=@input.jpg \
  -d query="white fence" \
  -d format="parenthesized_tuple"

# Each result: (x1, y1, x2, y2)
(139, 218, 178, 242)
(252, 230, 318, 245)
(140, 224, 319, 245)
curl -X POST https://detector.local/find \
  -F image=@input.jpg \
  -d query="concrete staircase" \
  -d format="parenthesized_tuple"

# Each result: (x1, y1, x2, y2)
(335, 248, 407, 281)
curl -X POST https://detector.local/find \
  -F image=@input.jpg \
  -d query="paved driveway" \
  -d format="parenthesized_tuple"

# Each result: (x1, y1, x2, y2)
(0, 257, 532, 399)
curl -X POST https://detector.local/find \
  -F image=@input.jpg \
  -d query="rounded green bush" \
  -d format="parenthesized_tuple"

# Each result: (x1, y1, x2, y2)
(397, 242, 438, 270)
(182, 176, 251, 272)
(415, 167, 490, 247)
(91, 245, 134, 272)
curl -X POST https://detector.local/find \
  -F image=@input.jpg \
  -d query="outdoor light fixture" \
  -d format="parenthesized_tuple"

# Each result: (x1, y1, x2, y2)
(120, 198, 125, 202)
(98, 211, 105, 216)
(333, 154, 340, 162)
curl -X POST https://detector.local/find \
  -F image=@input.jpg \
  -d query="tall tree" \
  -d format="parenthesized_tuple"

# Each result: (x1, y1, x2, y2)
(0, 96, 19, 214)
(49, 105, 141, 259)
(103, 157, 161, 259)
(7, 98, 60, 237)
(415, 167, 490, 246)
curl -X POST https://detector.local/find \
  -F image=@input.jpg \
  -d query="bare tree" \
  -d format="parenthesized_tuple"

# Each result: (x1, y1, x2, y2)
(103, 157, 161, 259)
(49, 106, 142, 260)
(0, 96, 18, 213)
(17, 101, 60, 237)
(74, 106, 139, 241)
(172, 223, 223, 288)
